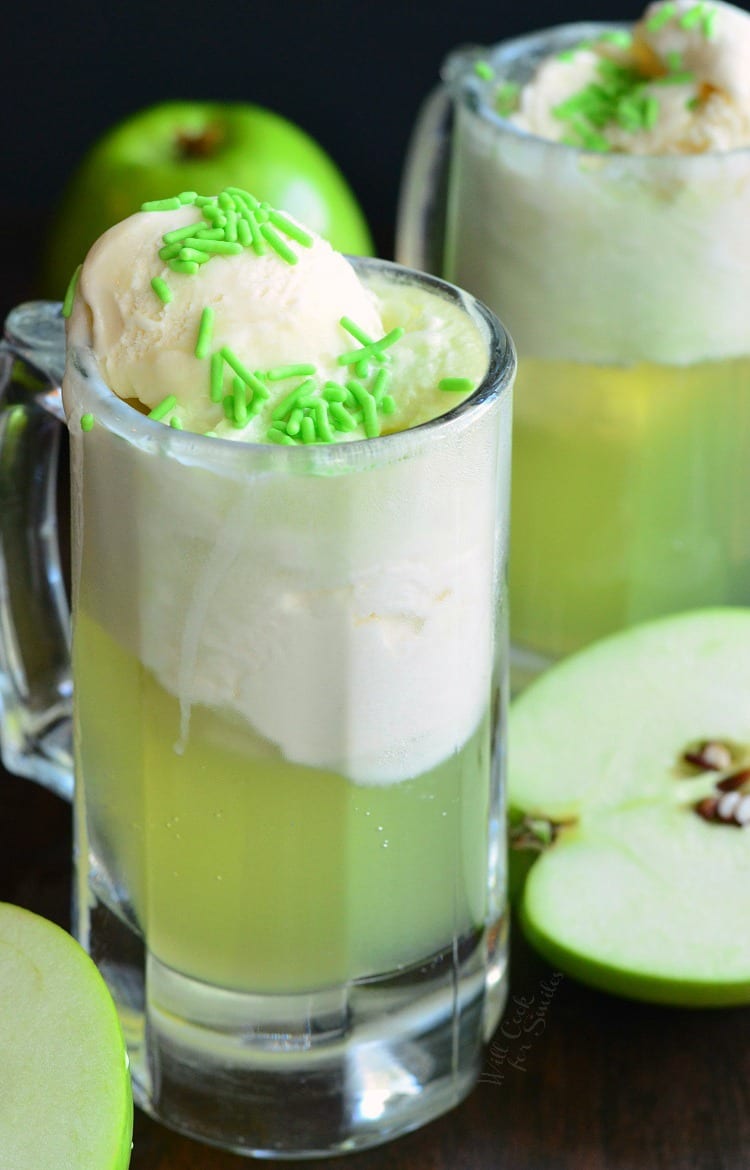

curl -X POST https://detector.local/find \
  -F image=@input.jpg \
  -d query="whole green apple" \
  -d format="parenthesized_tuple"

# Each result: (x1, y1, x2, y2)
(41, 101, 374, 297)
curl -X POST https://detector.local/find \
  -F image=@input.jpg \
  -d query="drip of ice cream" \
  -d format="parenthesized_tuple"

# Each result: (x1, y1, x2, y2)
(66, 189, 486, 444)
(509, 0, 750, 153)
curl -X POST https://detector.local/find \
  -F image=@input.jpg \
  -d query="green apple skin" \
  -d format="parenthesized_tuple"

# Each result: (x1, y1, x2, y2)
(0, 902, 133, 1170)
(520, 903, 750, 1009)
(520, 811, 750, 1008)
(41, 101, 374, 297)
(509, 608, 750, 1007)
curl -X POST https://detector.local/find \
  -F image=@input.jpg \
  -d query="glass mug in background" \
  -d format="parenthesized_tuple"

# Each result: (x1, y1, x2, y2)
(398, 25, 750, 687)
(0, 258, 515, 1158)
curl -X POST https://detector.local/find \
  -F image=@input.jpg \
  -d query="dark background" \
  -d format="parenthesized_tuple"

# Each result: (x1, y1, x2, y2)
(4, 0, 750, 301)
(2, 1, 718, 267)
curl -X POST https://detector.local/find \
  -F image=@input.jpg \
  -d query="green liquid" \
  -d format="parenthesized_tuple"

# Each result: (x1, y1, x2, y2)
(75, 611, 492, 994)
(510, 355, 750, 659)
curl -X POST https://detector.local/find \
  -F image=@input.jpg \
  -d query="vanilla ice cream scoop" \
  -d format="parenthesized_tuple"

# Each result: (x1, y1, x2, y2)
(510, 0, 750, 153)
(66, 188, 485, 443)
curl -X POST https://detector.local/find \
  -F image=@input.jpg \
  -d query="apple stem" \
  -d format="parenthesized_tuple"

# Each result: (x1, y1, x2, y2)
(176, 125, 224, 159)
(509, 816, 567, 852)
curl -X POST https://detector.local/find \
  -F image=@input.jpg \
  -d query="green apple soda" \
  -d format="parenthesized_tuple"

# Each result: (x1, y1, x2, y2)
(64, 187, 514, 1154)
(510, 355, 750, 660)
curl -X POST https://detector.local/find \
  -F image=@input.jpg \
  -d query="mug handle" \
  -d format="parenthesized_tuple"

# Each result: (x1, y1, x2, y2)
(395, 83, 454, 276)
(0, 302, 72, 799)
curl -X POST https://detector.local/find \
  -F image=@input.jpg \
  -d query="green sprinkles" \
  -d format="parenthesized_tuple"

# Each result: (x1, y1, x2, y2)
(163, 223, 200, 244)
(337, 326, 405, 369)
(702, 6, 718, 37)
(597, 30, 632, 47)
(148, 394, 177, 421)
(474, 59, 494, 81)
(151, 276, 173, 305)
(439, 377, 474, 393)
(141, 196, 183, 212)
(313, 400, 334, 444)
(329, 402, 358, 431)
(176, 248, 211, 264)
(552, 56, 669, 147)
(272, 378, 317, 422)
(62, 264, 82, 318)
(259, 222, 298, 264)
(297, 415, 314, 444)
(246, 213, 266, 255)
(268, 427, 296, 445)
(645, 1, 715, 38)
(170, 260, 200, 275)
(495, 81, 520, 117)
(268, 209, 313, 247)
(654, 69, 695, 85)
(645, 3, 676, 32)
(220, 346, 258, 389)
(183, 238, 243, 256)
(371, 368, 390, 403)
(210, 351, 224, 402)
(266, 363, 317, 381)
(158, 242, 183, 261)
(195, 307, 215, 359)
(80, 412, 95, 432)
(142, 184, 315, 278)
(232, 377, 249, 427)
(340, 317, 374, 346)
(286, 408, 305, 436)
(678, 2, 711, 34)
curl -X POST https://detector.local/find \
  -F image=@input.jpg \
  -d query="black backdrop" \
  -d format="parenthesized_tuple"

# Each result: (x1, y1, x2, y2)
(5, 0, 750, 265)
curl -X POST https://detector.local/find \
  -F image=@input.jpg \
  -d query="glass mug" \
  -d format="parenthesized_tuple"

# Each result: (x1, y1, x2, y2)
(0, 256, 515, 1158)
(398, 25, 750, 687)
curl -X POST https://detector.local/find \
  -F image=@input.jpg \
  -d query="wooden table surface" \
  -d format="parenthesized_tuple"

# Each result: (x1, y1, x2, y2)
(3, 765, 749, 1170)
(2, 223, 750, 1170)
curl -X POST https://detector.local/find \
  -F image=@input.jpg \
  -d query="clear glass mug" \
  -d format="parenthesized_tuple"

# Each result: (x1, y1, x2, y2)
(0, 257, 515, 1158)
(397, 26, 750, 687)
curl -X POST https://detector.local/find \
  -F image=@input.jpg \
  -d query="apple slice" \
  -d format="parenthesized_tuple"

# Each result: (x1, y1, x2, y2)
(0, 902, 133, 1169)
(509, 608, 750, 1006)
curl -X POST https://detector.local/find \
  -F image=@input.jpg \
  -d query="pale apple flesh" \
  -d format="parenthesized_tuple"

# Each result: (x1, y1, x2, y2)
(509, 608, 750, 1006)
(0, 902, 133, 1169)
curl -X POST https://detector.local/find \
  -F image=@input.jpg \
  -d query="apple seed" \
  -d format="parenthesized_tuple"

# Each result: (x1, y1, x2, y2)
(736, 795, 750, 827)
(694, 788, 750, 828)
(716, 767, 750, 793)
(695, 795, 719, 822)
(717, 791, 742, 820)
(682, 740, 734, 771)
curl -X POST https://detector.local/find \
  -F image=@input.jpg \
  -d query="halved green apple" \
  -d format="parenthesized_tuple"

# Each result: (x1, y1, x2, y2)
(509, 608, 750, 1006)
(0, 902, 133, 1168)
